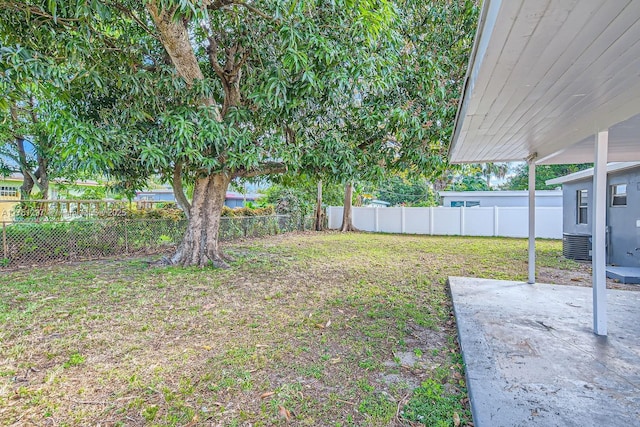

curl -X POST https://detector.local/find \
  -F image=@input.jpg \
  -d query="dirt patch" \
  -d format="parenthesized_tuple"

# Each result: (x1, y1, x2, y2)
(537, 265, 639, 291)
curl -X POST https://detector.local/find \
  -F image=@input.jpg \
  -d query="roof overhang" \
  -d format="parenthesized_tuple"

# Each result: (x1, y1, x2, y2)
(450, 0, 640, 165)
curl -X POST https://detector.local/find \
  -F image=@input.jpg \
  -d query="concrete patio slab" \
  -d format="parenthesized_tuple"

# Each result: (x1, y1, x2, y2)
(449, 277, 640, 427)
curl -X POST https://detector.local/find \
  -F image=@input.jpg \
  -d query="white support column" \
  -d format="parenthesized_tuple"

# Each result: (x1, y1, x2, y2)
(593, 130, 608, 336)
(528, 158, 536, 284)
(401, 206, 406, 234)
(493, 206, 499, 237)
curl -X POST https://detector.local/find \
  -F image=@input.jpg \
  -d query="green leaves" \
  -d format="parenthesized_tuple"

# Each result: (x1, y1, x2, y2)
(47, 0, 58, 23)
(345, 0, 397, 41)
(139, 142, 168, 168)
(1, 0, 478, 204)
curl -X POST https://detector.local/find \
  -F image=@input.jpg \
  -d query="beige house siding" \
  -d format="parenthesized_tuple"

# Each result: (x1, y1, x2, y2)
(0, 177, 21, 221)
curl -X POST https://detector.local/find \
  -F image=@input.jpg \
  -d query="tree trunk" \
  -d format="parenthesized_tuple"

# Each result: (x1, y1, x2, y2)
(340, 182, 358, 232)
(24, 97, 50, 200)
(34, 157, 49, 200)
(19, 174, 34, 200)
(314, 180, 323, 231)
(17, 137, 35, 200)
(171, 162, 191, 220)
(148, 2, 229, 267)
(171, 172, 231, 268)
(146, 3, 206, 87)
(11, 105, 35, 200)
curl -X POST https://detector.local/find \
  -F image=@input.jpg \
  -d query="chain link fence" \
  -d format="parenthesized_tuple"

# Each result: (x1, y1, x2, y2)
(0, 200, 313, 269)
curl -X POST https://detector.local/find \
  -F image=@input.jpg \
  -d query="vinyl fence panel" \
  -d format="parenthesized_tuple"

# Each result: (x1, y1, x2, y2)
(432, 207, 462, 235)
(404, 207, 432, 234)
(327, 206, 562, 239)
(378, 207, 402, 233)
(464, 207, 497, 236)
(353, 207, 376, 231)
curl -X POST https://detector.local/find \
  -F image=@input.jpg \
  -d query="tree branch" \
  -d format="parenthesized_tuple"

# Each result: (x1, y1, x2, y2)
(22, 168, 39, 188)
(4, 3, 80, 24)
(205, 33, 226, 80)
(107, 2, 160, 41)
(171, 161, 191, 218)
(235, 46, 252, 73)
(231, 0, 276, 22)
(233, 162, 287, 179)
(285, 126, 295, 145)
(206, 0, 277, 22)
(206, 0, 233, 11)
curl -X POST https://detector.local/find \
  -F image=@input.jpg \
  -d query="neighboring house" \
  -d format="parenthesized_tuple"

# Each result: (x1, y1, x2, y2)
(134, 187, 260, 208)
(438, 190, 562, 208)
(0, 173, 103, 198)
(134, 188, 176, 203)
(364, 199, 390, 207)
(0, 174, 102, 220)
(224, 191, 260, 208)
(547, 162, 640, 268)
(0, 175, 21, 221)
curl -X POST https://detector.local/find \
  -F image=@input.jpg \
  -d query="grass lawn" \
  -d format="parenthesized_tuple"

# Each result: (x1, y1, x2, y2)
(0, 232, 587, 426)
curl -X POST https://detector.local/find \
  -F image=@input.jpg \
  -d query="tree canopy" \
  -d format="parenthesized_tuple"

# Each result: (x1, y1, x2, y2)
(503, 163, 593, 190)
(1, 0, 479, 266)
(373, 174, 438, 206)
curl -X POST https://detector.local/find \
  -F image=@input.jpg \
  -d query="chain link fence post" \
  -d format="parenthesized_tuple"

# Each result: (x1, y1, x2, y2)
(124, 218, 129, 254)
(2, 221, 7, 262)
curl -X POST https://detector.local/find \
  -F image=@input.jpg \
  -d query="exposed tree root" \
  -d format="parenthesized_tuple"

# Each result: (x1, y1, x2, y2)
(210, 257, 230, 269)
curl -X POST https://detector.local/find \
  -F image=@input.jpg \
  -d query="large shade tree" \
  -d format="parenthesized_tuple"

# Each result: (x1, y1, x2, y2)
(326, 0, 479, 229)
(2, 0, 478, 264)
(1, 0, 398, 266)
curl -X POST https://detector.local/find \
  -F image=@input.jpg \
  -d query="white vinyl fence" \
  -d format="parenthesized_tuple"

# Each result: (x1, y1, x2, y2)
(327, 206, 563, 239)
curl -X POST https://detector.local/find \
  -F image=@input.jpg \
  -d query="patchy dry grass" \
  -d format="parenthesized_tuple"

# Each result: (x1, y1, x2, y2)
(0, 233, 614, 426)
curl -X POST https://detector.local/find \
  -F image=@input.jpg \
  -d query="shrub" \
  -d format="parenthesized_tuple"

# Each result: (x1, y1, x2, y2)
(221, 206, 275, 217)
(126, 204, 186, 220)
(221, 206, 237, 217)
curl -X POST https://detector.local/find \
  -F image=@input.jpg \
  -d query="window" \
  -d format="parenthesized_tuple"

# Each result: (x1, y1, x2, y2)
(577, 189, 588, 224)
(0, 186, 19, 197)
(611, 184, 627, 206)
(450, 201, 480, 207)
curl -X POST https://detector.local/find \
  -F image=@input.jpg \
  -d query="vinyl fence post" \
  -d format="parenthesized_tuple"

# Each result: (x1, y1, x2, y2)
(374, 207, 379, 232)
(460, 205, 465, 236)
(493, 206, 499, 237)
(429, 207, 434, 235)
(401, 206, 405, 234)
